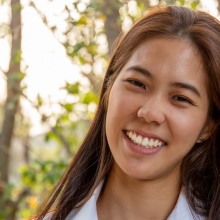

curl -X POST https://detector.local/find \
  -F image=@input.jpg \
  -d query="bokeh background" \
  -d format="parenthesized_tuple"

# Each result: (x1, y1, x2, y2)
(0, 0, 219, 219)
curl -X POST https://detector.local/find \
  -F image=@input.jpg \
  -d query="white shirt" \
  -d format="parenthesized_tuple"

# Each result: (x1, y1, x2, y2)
(45, 180, 206, 220)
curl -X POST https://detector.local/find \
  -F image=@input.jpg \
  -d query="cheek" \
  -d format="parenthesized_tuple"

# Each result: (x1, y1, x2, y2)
(106, 84, 137, 130)
(168, 108, 207, 152)
(106, 83, 138, 150)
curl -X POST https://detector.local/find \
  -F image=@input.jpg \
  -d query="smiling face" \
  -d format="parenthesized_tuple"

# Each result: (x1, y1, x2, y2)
(105, 37, 210, 180)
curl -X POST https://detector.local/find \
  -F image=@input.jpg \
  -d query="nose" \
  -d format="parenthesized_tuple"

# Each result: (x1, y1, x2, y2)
(137, 97, 165, 125)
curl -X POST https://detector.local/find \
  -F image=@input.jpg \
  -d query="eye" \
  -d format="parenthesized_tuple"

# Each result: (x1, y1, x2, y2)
(127, 80, 146, 89)
(171, 96, 192, 104)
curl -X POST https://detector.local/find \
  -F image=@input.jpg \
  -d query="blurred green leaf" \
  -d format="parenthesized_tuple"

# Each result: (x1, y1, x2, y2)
(63, 103, 73, 112)
(45, 132, 61, 144)
(2, 184, 14, 201)
(88, 43, 98, 55)
(75, 15, 87, 25)
(83, 91, 98, 104)
(78, 56, 86, 64)
(0, 211, 5, 219)
(87, 2, 97, 9)
(7, 71, 26, 81)
(178, 0, 185, 5)
(191, 1, 199, 9)
(37, 94, 43, 106)
(64, 82, 79, 94)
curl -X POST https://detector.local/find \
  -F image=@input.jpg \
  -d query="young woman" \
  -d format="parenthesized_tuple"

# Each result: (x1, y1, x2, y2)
(33, 5, 220, 220)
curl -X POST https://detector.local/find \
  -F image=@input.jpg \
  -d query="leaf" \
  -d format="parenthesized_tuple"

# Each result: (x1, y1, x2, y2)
(63, 103, 73, 112)
(0, 0, 6, 5)
(87, 2, 97, 9)
(191, 1, 199, 10)
(64, 82, 79, 94)
(78, 56, 86, 64)
(2, 184, 14, 201)
(37, 94, 43, 106)
(67, 43, 85, 57)
(74, 42, 85, 53)
(178, 0, 185, 6)
(45, 132, 61, 143)
(76, 15, 87, 25)
(7, 71, 26, 81)
(88, 43, 98, 55)
(0, 211, 5, 219)
(83, 91, 98, 104)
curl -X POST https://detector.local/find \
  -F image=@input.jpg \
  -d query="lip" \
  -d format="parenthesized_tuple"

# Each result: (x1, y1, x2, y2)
(123, 131, 166, 156)
(129, 129, 166, 143)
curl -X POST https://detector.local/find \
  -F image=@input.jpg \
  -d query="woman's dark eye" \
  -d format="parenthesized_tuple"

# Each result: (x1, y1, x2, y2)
(128, 80, 145, 89)
(172, 96, 192, 104)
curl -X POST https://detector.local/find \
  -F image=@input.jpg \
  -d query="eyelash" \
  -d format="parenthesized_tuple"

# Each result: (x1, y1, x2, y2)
(127, 79, 193, 105)
(127, 79, 146, 89)
(171, 96, 193, 104)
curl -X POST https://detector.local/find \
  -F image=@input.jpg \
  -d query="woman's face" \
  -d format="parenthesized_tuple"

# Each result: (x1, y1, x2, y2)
(106, 38, 209, 180)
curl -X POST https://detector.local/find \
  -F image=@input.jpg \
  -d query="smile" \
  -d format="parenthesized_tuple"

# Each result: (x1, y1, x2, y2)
(125, 130, 166, 149)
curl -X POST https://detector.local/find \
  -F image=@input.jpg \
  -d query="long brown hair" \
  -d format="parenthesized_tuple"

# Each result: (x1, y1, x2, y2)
(33, 6, 220, 220)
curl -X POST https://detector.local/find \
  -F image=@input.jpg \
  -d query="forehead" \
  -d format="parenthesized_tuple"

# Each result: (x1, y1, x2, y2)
(121, 37, 208, 95)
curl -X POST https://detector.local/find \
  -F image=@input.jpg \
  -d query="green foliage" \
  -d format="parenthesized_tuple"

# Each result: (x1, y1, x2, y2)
(21, 160, 68, 186)
(64, 82, 80, 94)
(191, 0, 199, 10)
(2, 184, 14, 201)
(178, 0, 185, 5)
(37, 94, 43, 106)
(83, 91, 98, 104)
(45, 131, 62, 143)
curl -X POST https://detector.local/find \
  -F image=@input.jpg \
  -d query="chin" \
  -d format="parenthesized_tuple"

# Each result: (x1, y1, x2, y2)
(116, 161, 161, 180)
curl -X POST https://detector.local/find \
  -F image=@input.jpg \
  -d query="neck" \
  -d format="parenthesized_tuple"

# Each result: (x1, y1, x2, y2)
(97, 163, 181, 220)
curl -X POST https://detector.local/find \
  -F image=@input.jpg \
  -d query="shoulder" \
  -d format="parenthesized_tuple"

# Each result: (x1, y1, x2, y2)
(167, 186, 207, 220)
(41, 209, 79, 220)
(42, 180, 104, 220)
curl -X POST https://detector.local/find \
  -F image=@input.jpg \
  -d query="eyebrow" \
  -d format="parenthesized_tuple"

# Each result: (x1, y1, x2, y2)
(126, 65, 153, 79)
(126, 65, 201, 98)
(170, 82, 201, 98)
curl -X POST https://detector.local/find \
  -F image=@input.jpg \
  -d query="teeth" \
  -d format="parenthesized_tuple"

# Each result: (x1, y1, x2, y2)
(136, 135, 142, 145)
(126, 130, 165, 148)
(129, 131, 133, 139)
(142, 137, 149, 147)
(148, 139, 154, 148)
(154, 139, 159, 148)
(131, 133, 136, 141)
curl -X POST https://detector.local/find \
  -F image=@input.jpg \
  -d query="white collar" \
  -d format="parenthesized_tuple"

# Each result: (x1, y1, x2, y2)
(64, 180, 205, 220)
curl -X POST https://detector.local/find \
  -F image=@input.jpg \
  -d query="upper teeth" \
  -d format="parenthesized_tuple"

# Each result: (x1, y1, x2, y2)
(126, 131, 165, 148)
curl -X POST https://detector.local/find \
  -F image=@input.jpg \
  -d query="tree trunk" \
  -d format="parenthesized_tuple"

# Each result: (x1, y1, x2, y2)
(102, 0, 121, 57)
(218, 0, 220, 12)
(0, 0, 21, 184)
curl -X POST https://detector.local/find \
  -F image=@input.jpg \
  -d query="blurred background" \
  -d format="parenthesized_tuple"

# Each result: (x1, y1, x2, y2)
(0, 0, 219, 219)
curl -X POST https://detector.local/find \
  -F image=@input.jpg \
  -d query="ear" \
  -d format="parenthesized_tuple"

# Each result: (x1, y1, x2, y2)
(196, 120, 215, 143)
